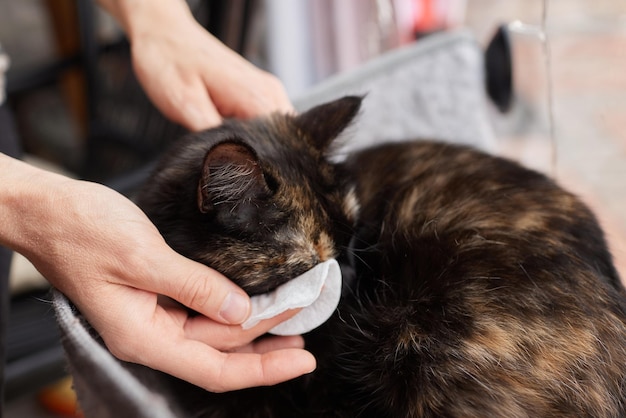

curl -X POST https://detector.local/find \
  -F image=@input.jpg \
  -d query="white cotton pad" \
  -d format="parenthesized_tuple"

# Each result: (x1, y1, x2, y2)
(241, 258, 342, 336)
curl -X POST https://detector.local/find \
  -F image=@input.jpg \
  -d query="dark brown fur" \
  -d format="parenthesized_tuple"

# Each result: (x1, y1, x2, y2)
(135, 97, 626, 417)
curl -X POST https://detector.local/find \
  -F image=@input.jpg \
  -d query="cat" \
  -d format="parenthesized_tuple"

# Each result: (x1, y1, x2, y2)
(135, 96, 626, 417)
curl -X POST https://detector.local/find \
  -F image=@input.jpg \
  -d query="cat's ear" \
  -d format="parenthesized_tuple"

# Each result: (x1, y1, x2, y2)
(197, 141, 270, 214)
(295, 96, 362, 150)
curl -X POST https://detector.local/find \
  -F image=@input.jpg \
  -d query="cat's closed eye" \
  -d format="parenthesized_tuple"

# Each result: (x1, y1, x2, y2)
(263, 171, 279, 194)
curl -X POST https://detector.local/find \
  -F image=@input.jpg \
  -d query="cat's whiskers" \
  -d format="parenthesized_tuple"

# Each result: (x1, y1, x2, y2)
(350, 313, 367, 337)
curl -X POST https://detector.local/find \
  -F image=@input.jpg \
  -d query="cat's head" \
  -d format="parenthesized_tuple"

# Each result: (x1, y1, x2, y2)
(137, 96, 362, 295)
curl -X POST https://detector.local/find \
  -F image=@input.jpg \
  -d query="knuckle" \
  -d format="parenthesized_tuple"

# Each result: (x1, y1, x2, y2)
(218, 327, 251, 351)
(105, 333, 140, 363)
(178, 274, 213, 311)
(263, 74, 286, 93)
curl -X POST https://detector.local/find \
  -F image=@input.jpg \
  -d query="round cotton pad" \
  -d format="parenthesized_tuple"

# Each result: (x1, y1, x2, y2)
(241, 258, 342, 336)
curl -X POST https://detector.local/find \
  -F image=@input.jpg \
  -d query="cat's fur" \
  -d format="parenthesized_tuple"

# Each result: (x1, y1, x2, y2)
(135, 96, 626, 417)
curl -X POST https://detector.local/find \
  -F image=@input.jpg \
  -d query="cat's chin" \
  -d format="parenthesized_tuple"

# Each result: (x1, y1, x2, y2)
(231, 256, 328, 296)
(240, 270, 310, 297)
(242, 284, 282, 297)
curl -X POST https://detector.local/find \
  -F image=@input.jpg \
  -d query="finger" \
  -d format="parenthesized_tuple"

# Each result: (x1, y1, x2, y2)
(238, 73, 294, 117)
(114, 326, 316, 392)
(152, 77, 222, 131)
(176, 92, 222, 132)
(142, 250, 251, 325)
(132, 54, 221, 130)
(94, 287, 315, 392)
(201, 64, 294, 120)
(183, 308, 302, 350)
(233, 335, 305, 354)
(167, 342, 316, 392)
(254, 72, 294, 114)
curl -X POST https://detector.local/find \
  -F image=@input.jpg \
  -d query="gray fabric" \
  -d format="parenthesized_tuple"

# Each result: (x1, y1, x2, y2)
(53, 291, 177, 418)
(293, 30, 496, 157)
(52, 30, 496, 416)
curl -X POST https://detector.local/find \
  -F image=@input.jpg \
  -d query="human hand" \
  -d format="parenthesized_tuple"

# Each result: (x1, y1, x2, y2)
(0, 156, 316, 392)
(98, 0, 293, 131)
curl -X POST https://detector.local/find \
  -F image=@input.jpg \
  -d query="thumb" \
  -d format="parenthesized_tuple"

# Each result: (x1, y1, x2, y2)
(150, 250, 251, 324)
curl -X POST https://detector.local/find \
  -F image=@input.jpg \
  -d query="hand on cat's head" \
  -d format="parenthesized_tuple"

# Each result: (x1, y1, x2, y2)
(103, 0, 294, 131)
(1, 155, 315, 392)
(130, 15, 293, 131)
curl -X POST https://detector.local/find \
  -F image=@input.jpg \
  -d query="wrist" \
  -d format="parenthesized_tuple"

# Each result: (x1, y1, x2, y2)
(96, 0, 196, 41)
(0, 154, 68, 256)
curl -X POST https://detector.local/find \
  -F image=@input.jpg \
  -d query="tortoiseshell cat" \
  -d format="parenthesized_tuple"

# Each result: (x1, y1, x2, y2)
(135, 96, 626, 417)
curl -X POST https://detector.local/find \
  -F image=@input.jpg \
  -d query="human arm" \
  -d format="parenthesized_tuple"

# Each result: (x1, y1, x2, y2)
(0, 154, 315, 391)
(96, 0, 293, 131)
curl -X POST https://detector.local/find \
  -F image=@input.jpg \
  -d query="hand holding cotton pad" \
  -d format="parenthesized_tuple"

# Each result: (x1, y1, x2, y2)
(241, 259, 342, 336)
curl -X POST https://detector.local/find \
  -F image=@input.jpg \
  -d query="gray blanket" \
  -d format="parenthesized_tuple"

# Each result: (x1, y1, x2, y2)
(53, 30, 496, 417)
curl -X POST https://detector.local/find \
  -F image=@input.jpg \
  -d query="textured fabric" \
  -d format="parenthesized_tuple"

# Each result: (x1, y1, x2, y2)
(53, 291, 178, 418)
(293, 30, 496, 156)
(52, 30, 496, 416)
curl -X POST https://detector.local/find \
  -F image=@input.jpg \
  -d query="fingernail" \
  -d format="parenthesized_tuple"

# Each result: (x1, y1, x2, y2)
(219, 292, 250, 324)
(304, 354, 317, 374)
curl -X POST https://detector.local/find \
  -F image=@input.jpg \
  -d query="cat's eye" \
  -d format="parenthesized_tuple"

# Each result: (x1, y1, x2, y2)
(263, 172, 279, 193)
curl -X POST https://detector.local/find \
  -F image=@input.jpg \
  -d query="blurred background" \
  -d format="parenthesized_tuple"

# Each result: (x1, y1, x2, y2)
(1, 0, 625, 416)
